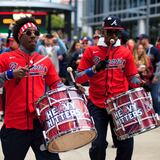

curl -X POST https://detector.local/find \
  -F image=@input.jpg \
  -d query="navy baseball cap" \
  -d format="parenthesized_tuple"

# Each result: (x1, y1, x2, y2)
(102, 15, 124, 30)
(137, 34, 149, 40)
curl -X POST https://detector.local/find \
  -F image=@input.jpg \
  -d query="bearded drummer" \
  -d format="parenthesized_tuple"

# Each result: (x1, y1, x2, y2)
(0, 16, 67, 160)
(75, 15, 142, 160)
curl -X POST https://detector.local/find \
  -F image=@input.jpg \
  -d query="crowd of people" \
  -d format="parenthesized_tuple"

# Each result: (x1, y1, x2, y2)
(0, 15, 160, 160)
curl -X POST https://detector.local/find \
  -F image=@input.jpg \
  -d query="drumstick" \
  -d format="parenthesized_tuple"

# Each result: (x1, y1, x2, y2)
(67, 67, 76, 83)
(28, 55, 49, 69)
(67, 66, 81, 90)
(67, 67, 86, 96)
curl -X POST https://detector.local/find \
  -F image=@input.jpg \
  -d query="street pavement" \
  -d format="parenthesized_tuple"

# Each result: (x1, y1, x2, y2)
(0, 122, 160, 160)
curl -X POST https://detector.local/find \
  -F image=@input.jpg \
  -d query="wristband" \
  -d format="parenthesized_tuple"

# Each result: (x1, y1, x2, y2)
(85, 68, 96, 77)
(6, 69, 14, 80)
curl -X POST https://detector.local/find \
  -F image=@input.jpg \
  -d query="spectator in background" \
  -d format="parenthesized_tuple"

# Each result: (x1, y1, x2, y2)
(37, 32, 67, 74)
(120, 30, 130, 45)
(36, 34, 46, 55)
(0, 38, 7, 54)
(133, 43, 153, 91)
(94, 27, 102, 35)
(3, 36, 19, 52)
(80, 37, 90, 53)
(66, 40, 82, 85)
(137, 33, 160, 115)
(126, 39, 136, 52)
(155, 36, 160, 52)
(92, 34, 101, 46)
(67, 41, 82, 71)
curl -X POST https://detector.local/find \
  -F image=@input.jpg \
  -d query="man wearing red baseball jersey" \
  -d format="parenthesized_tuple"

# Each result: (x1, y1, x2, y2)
(0, 17, 62, 160)
(75, 16, 141, 160)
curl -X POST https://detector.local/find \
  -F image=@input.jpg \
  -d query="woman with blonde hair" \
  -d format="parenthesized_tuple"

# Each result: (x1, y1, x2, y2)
(133, 43, 153, 91)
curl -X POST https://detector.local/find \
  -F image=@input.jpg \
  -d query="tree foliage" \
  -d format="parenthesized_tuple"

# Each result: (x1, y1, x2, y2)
(51, 15, 64, 29)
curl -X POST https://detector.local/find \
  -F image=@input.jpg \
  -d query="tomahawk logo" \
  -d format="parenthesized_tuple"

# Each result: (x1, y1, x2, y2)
(111, 20, 117, 26)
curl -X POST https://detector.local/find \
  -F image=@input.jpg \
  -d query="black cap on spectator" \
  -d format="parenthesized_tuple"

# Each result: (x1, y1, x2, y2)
(137, 34, 149, 40)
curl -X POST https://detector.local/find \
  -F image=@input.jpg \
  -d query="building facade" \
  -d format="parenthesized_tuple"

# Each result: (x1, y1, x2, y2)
(82, 0, 160, 42)
(0, 0, 74, 39)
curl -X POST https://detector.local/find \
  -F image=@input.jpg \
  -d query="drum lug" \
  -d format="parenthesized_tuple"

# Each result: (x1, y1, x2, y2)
(137, 118, 142, 125)
(113, 102, 117, 110)
(66, 88, 72, 102)
(42, 131, 49, 142)
(121, 124, 125, 131)
(55, 122, 61, 132)
(155, 113, 160, 121)
(153, 113, 160, 125)
(74, 116, 79, 128)
(132, 103, 142, 125)
(91, 116, 95, 125)
(106, 108, 110, 114)
(82, 94, 88, 105)
(36, 108, 40, 117)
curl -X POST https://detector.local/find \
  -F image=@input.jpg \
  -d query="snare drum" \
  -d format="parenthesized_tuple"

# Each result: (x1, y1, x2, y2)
(106, 87, 159, 140)
(36, 86, 96, 153)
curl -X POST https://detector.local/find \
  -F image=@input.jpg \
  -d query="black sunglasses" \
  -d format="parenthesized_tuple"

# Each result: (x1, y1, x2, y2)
(103, 30, 120, 36)
(23, 30, 40, 36)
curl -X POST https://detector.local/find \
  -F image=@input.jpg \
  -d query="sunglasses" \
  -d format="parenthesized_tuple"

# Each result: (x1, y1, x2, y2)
(23, 30, 40, 37)
(103, 30, 120, 36)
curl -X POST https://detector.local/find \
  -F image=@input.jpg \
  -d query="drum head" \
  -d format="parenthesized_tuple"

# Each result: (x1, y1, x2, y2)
(47, 129, 96, 153)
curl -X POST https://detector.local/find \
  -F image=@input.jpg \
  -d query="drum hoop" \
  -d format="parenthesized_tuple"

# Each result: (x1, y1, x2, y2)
(36, 87, 78, 105)
(47, 87, 77, 95)
(36, 95, 46, 104)
(108, 95, 151, 112)
(46, 127, 96, 150)
(107, 87, 144, 103)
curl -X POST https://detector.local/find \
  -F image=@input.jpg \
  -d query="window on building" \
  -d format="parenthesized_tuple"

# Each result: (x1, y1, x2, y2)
(151, 0, 156, 4)
(157, 6, 160, 13)
(123, 0, 127, 9)
(150, 7, 155, 14)
(140, 0, 146, 5)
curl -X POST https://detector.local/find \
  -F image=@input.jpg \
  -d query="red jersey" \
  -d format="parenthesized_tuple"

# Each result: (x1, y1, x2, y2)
(76, 45, 138, 108)
(0, 49, 60, 130)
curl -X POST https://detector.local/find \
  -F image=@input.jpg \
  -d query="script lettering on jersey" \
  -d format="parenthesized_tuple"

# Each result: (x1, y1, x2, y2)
(107, 58, 126, 69)
(45, 102, 82, 129)
(93, 56, 126, 70)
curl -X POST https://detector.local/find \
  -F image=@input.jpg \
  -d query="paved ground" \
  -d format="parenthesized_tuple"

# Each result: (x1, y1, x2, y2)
(0, 122, 160, 160)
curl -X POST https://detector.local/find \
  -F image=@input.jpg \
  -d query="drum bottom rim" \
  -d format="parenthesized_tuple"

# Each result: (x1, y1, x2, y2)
(47, 129, 97, 153)
(117, 124, 158, 140)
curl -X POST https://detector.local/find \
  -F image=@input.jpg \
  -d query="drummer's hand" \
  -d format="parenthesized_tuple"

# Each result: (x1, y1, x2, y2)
(93, 60, 108, 72)
(75, 83, 86, 94)
(13, 67, 29, 79)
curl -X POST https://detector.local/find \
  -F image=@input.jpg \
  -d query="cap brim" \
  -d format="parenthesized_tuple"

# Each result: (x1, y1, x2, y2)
(103, 27, 124, 30)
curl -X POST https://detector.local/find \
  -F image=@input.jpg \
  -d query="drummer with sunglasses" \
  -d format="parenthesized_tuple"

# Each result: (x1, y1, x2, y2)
(0, 16, 63, 160)
(75, 15, 142, 160)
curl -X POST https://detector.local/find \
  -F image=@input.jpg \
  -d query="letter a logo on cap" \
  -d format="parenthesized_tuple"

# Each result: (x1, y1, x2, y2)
(111, 20, 117, 26)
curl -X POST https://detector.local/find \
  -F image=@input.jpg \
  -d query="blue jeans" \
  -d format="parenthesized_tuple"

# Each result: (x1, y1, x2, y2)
(87, 100, 134, 160)
(0, 120, 60, 160)
(150, 82, 160, 115)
